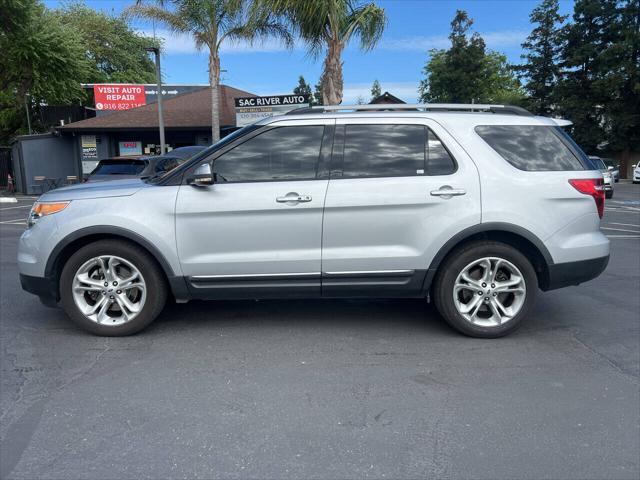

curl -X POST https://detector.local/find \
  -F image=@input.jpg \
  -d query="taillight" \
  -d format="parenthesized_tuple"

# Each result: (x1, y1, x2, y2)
(569, 178, 605, 218)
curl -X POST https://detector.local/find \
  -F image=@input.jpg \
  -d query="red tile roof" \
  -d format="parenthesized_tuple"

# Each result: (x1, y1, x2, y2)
(59, 85, 255, 131)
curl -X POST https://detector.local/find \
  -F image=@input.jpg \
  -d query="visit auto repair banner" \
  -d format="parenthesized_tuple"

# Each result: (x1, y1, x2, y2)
(94, 84, 146, 111)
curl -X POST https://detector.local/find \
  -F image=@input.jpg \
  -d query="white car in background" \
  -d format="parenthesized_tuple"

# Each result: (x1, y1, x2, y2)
(634, 161, 640, 184)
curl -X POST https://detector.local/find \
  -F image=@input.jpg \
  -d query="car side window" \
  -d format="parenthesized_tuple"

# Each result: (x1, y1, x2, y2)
(340, 124, 455, 178)
(213, 125, 325, 182)
(475, 125, 586, 171)
(427, 129, 456, 175)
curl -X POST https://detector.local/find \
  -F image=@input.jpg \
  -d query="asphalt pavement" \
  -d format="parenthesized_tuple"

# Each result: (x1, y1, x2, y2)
(1, 185, 638, 479)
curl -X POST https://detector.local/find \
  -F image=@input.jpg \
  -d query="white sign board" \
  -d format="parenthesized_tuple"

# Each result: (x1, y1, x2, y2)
(235, 95, 310, 127)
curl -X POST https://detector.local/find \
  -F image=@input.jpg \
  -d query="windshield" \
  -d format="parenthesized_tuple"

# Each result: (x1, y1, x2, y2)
(91, 160, 146, 176)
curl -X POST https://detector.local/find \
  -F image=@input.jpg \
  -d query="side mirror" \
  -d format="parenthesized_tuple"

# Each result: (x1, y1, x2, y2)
(607, 166, 614, 170)
(187, 163, 213, 186)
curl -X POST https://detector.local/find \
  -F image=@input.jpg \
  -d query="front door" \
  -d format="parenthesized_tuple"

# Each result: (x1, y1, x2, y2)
(175, 119, 334, 298)
(321, 118, 481, 296)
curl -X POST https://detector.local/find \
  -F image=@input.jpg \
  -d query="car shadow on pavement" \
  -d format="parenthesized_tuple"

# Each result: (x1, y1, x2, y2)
(151, 298, 460, 338)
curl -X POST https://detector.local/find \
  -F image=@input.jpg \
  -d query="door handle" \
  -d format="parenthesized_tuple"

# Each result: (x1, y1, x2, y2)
(276, 193, 312, 204)
(430, 186, 466, 198)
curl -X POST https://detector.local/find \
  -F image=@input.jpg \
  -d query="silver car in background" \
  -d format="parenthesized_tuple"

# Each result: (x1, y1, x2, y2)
(588, 156, 614, 198)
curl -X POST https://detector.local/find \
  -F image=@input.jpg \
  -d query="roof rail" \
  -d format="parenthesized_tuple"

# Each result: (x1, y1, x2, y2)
(285, 103, 533, 116)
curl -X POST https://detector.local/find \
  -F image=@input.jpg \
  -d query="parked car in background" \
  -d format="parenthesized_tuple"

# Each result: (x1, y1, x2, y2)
(19, 104, 610, 338)
(634, 161, 640, 184)
(588, 156, 614, 198)
(602, 158, 619, 182)
(88, 146, 207, 182)
(87, 156, 147, 182)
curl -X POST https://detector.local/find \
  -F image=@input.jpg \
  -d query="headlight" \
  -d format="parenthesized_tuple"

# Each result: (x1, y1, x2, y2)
(27, 201, 70, 227)
(603, 171, 611, 178)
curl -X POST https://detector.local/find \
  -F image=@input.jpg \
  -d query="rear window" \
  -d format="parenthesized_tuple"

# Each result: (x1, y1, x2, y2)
(475, 125, 586, 171)
(92, 160, 146, 175)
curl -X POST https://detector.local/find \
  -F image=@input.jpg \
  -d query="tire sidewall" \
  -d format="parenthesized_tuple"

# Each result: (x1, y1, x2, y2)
(434, 242, 538, 338)
(60, 240, 166, 336)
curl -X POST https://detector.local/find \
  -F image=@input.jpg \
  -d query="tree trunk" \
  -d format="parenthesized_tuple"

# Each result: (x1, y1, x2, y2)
(321, 40, 344, 105)
(209, 52, 221, 143)
(620, 147, 631, 180)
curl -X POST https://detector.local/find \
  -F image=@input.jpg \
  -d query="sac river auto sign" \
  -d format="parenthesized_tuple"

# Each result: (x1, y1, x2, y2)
(234, 95, 310, 127)
(94, 84, 146, 111)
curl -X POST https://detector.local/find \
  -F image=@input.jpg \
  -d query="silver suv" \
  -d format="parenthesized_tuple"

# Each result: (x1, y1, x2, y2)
(19, 104, 610, 337)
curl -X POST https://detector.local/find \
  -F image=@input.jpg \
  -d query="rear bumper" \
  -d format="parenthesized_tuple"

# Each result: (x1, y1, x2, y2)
(542, 255, 609, 291)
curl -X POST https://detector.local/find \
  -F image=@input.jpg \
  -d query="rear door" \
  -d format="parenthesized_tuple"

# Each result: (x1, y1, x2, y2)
(321, 117, 481, 296)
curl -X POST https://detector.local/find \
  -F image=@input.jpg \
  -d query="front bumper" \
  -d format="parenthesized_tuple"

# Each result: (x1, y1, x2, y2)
(542, 255, 609, 291)
(20, 274, 59, 306)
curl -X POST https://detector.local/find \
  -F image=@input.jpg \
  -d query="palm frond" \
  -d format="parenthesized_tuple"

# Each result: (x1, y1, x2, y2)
(123, 5, 190, 35)
(343, 2, 386, 50)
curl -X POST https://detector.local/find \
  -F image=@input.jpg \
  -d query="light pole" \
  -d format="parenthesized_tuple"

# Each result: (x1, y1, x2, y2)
(146, 47, 165, 154)
(24, 94, 32, 135)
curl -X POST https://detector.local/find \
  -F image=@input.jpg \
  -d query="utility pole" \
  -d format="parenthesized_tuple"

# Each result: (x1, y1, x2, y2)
(146, 47, 165, 154)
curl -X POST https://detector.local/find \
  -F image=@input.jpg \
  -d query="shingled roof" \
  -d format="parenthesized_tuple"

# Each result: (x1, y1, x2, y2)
(59, 85, 255, 131)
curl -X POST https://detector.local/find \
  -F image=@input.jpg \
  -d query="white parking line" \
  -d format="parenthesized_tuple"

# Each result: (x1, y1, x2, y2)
(602, 227, 640, 233)
(0, 205, 32, 211)
(609, 222, 640, 228)
(0, 219, 26, 225)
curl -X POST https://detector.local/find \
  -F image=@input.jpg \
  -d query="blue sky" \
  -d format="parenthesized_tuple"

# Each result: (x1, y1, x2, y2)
(45, 0, 576, 103)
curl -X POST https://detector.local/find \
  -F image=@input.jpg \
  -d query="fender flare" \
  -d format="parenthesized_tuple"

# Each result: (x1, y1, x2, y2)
(423, 222, 554, 292)
(45, 225, 177, 279)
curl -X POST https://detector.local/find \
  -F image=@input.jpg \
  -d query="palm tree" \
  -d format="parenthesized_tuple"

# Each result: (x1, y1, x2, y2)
(125, 0, 292, 142)
(258, 0, 386, 105)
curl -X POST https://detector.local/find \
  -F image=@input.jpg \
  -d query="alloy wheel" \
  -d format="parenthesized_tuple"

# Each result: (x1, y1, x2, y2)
(71, 255, 146, 326)
(453, 256, 526, 327)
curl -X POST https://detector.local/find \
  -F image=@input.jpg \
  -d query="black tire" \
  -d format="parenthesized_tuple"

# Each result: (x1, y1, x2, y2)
(606, 191, 613, 199)
(59, 240, 167, 336)
(432, 241, 538, 338)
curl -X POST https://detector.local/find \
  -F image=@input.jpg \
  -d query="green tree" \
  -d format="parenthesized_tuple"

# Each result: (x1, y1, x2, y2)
(418, 10, 524, 104)
(260, 0, 386, 105)
(604, 0, 640, 168)
(54, 2, 159, 84)
(126, 0, 292, 142)
(370, 79, 381, 101)
(293, 75, 312, 98)
(555, 0, 619, 152)
(0, 0, 90, 143)
(313, 80, 324, 106)
(517, 0, 567, 115)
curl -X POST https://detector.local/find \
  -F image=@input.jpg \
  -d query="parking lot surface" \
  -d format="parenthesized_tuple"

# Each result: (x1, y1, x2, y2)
(1, 185, 639, 479)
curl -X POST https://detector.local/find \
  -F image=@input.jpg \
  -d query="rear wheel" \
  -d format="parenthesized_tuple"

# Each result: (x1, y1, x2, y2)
(60, 240, 167, 336)
(433, 241, 537, 338)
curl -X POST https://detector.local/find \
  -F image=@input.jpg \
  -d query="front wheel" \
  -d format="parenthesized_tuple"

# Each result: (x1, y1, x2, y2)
(433, 241, 538, 338)
(59, 240, 167, 336)
(606, 190, 613, 199)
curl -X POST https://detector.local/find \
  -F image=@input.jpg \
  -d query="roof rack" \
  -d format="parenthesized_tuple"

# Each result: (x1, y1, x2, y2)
(285, 103, 533, 117)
